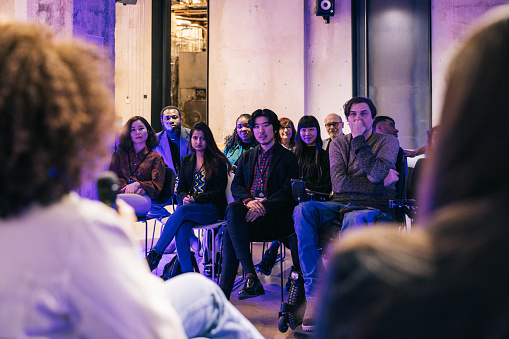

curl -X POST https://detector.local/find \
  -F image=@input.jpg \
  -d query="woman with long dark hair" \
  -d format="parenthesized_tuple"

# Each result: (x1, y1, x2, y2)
(316, 6, 509, 338)
(223, 113, 258, 167)
(294, 116, 332, 194)
(257, 116, 331, 279)
(109, 116, 165, 216)
(146, 122, 232, 273)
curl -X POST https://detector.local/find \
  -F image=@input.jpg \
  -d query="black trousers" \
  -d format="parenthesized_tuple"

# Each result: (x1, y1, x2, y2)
(219, 201, 299, 299)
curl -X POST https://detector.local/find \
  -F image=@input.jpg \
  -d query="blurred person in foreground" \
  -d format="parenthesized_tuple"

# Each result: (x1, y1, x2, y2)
(315, 5, 509, 338)
(0, 21, 262, 339)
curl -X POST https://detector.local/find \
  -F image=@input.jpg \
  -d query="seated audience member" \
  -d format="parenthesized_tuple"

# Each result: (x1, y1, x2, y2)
(295, 115, 332, 194)
(410, 125, 440, 199)
(373, 116, 398, 137)
(109, 116, 165, 216)
(293, 96, 400, 331)
(276, 117, 296, 151)
(155, 105, 190, 177)
(373, 115, 408, 187)
(316, 7, 509, 338)
(146, 122, 231, 273)
(155, 105, 198, 254)
(0, 22, 262, 338)
(258, 116, 297, 271)
(223, 113, 258, 168)
(219, 109, 300, 300)
(323, 113, 344, 151)
(257, 115, 332, 276)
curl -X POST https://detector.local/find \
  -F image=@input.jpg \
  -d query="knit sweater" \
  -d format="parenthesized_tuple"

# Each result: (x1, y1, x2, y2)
(329, 132, 399, 213)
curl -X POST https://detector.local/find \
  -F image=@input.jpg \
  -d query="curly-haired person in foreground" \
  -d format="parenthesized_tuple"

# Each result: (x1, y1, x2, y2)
(0, 21, 262, 339)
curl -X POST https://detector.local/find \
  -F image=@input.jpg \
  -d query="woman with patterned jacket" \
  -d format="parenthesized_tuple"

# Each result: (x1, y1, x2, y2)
(109, 116, 165, 216)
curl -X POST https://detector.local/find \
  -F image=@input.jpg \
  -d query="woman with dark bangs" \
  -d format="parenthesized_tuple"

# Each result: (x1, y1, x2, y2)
(294, 115, 332, 195)
(109, 116, 165, 216)
(257, 116, 331, 280)
(146, 122, 232, 273)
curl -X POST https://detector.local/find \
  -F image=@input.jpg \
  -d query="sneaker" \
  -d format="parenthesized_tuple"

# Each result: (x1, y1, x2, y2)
(145, 249, 162, 271)
(302, 301, 316, 332)
(238, 276, 265, 300)
(256, 249, 278, 275)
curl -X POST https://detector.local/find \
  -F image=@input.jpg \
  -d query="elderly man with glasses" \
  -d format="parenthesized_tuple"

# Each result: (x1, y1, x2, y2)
(322, 113, 344, 151)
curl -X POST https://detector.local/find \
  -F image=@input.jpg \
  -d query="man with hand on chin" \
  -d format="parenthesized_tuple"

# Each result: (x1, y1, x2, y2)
(293, 96, 400, 331)
(219, 109, 300, 300)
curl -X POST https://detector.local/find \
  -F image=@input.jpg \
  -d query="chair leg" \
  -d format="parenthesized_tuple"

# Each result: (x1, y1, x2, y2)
(144, 220, 148, 256)
(211, 229, 216, 282)
(150, 219, 157, 250)
(280, 241, 285, 303)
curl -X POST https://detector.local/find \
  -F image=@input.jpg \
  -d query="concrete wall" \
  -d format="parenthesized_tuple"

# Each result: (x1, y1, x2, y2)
(26, 0, 73, 39)
(114, 0, 152, 127)
(73, 0, 116, 66)
(3, 0, 508, 136)
(305, 0, 353, 137)
(0, 1, 16, 20)
(209, 0, 306, 142)
(431, 0, 509, 125)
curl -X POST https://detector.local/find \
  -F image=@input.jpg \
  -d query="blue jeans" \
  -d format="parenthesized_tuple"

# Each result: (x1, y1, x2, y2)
(293, 200, 391, 301)
(165, 273, 263, 338)
(154, 202, 220, 272)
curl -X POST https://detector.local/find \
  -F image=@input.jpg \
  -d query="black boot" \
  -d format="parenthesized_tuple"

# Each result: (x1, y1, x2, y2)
(145, 249, 162, 271)
(256, 248, 279, 275)
(286, 270, 306, 330)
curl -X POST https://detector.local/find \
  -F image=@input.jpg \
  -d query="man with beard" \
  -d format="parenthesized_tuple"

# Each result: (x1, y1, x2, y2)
(155, 106, 191, 176)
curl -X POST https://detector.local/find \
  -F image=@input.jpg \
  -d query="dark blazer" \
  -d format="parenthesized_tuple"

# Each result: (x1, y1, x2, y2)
(176, 153, 228, 218)
(231, 142, 299, 214)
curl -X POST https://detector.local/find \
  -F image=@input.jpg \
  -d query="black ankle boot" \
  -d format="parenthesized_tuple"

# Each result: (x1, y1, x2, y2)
(287, 270, 306, 330)
(256, 249, 278, 275)
(146, 249, 162, 271)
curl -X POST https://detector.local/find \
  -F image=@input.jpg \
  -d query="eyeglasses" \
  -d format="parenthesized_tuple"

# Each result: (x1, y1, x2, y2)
(325, 122, 340, 128)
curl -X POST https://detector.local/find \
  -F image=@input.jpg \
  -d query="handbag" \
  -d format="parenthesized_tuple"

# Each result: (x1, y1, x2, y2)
(291, 179, 331, 203)
(160, 252, 200, 281)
